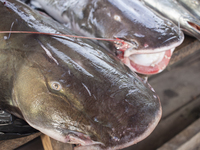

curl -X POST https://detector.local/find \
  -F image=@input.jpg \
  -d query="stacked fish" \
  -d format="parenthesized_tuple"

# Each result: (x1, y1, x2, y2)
(29, 0, 185, 75)
(142, 0, 200, 41)
(0, 0, 193, 150)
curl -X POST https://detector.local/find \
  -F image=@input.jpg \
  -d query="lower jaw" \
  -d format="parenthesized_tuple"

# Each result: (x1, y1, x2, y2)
(122, 49, 172, 75)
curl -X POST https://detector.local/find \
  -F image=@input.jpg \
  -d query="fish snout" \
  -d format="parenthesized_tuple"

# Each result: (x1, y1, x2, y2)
(113, 27, 183, 75)
(80, 84, 162, 149)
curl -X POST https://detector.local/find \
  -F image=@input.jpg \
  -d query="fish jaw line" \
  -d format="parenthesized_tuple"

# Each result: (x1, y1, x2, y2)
(63, 131, 104, 146)
(25, 120, 69, 143)
(25, 120, 103, 146)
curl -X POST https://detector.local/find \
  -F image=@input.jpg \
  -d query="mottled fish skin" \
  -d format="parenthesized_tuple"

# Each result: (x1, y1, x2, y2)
(142, 0, 200, 40)
(177, 0, 200, 20)
(0, 0, 161, 149)
(30, 0, 184, 75)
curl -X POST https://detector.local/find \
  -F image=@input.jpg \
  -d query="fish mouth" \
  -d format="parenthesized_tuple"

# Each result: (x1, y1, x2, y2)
(188, 21, 200, 31)
(125, 48, 174, 74)
(115, 29, 184, 56)
(61, 131, 103, 146)
(114, 32, 184, 74)
(26, 119, 102, 147)
(185, 20, 200, 40)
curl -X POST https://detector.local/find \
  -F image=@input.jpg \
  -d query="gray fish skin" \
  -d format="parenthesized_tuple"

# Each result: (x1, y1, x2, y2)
(30, 0, 184, 75)
(177, 0, 200, 20)
(142, 0, 200, 40)
(32, 0, 184, 54)
(0, 0, 161, 149)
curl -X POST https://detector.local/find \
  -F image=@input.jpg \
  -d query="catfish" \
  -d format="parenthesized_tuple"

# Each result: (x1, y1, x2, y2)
(143, 0, 200, 41)
(30, 0, 184, 75)
(0, 0, 161, 149)
(177, 0, 200, 20)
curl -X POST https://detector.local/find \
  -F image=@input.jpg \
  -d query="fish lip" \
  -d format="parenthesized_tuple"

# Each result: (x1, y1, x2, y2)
(53, 129, 103, 146)
(127, 48, 174, 75)
(63, 132, 103, 146)
(26, 119, 103, 146)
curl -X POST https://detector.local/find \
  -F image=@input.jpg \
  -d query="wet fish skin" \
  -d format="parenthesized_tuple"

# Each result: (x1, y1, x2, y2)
(142, 0, 200, 40)
(0, 0, 161, 149)
(32, 0, 183, 53)
(177, 0, 200, 20)
(31, 0, 184, 75)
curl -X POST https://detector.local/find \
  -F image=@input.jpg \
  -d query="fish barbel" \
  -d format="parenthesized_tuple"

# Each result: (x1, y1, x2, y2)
(30, 0, 184, 75)
(142, 0, 200, 40)
(0, 0, 161, 149)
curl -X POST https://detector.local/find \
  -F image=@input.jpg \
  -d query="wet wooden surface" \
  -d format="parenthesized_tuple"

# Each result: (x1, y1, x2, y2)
(158, 118, 200, 150)
(41, 134, 73, 150)
(170, 36, 200, 66)
(0, 132, 41, 150)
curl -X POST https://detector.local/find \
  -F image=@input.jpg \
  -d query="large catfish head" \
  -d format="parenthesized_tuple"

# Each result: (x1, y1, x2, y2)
(12, 35, 161, 149)
(87, 0, 185, 74)
(31, 0, 184, 74)
(1, 0, 161, 149)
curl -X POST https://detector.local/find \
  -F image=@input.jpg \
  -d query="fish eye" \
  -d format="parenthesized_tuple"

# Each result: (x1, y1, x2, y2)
(114, 15, 121, 22)
(50, 81, 62, 91)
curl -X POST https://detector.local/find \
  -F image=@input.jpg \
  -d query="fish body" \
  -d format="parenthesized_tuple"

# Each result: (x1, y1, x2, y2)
(142, 0, 200, 40)
(177, 0, 200, 20)
(0, 0, 161, 149)
(30, 0, 184, 75)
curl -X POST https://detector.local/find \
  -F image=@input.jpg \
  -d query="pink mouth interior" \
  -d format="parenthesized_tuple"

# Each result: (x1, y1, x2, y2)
(64, 132, 103, 147)
(117, 49, 172, 75)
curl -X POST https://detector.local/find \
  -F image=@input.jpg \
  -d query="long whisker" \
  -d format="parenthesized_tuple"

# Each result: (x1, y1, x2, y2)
(7, 22, 15, 39)
(0, 31, 124, 42)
